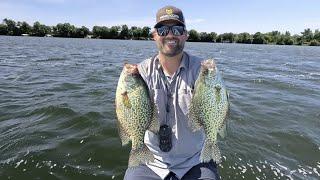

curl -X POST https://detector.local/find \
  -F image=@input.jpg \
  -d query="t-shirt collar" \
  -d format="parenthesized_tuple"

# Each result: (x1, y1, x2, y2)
(155, 52, 188, 72)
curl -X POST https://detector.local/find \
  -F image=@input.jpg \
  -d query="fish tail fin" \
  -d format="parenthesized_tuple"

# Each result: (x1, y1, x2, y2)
(128, 145, 154, 167)
(200, 139, 222, 164)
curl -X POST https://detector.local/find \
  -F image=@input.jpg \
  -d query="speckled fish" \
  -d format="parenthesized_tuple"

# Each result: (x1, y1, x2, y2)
(115, 63, 158, 167)
(189, 59, 229, 163)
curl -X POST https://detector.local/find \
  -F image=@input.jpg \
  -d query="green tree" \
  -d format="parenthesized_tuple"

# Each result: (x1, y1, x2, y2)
(252, 32, 267, 44)
(100, 26, 111, 39)
(284, 38, 294, 45)
(92, 26, 102, 38)
(237, 32, 252, 44)
(199, 32, 208, 42)
(188, 29, 200, 42)
(263, 34, 272, 44)
(74, 26, 89, 38)
(142, 26, 151, 39)
(32, 21, 41, 36)
(15, 21, 24, 35)
(109, 26, 120, 39)
(119, 25, 129, 39)
(216, 34, 223, 43)
(19, 21, 32, 34)
(301, 28, 313, 43)
(292, 34, 303, 45)
(53, 23, 76, 37)
(3, 18, 19, 35)
(208, 32, 217, 42)
(285, 31, 291, 37)
(32, 21, 51, 36)
(283, 31, 294, 45)
(0, 24, 8, 35)
(131, 26, 142, 39)
(314, 29, 320, 41)
(276, 35, 285, 45)
(220, 33, 236, 43)
(269, 31, 281, 43)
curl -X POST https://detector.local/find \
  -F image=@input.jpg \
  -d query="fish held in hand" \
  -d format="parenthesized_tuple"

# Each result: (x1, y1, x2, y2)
(115, 63, 158, 167)
(189, 59, 229, 163)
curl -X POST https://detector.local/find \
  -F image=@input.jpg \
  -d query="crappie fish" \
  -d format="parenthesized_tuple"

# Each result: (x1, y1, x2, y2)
(189, 59, 229, 163)
(115, 63, 158, 167)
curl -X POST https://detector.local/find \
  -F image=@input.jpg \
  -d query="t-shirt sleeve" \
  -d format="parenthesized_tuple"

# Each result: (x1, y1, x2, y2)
(137, 58, 151, 84)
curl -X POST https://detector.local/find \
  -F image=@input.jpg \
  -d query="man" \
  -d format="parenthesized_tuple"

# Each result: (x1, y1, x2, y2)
(124, 5, 220, 180)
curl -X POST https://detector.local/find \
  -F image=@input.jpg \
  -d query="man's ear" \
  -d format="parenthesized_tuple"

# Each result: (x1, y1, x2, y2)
(184, 30, 189, 40)
(152, 29, 157, 40)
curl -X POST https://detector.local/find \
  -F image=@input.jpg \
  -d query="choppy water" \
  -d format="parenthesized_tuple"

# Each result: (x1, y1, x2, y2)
(0, 36, 319, 180)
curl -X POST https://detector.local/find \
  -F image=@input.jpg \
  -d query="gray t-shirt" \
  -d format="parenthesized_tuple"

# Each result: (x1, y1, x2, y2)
(138, 52, 206, 179)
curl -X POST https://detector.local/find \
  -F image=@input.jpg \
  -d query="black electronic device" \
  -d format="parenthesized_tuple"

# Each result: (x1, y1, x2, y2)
(159, 125, 172, 152)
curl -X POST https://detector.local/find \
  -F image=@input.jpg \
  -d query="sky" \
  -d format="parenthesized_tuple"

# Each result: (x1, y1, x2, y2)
(0, 0, 319, 35)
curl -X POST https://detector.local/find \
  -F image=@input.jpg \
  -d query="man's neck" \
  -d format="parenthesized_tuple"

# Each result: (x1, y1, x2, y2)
(158, 52, 183, 77)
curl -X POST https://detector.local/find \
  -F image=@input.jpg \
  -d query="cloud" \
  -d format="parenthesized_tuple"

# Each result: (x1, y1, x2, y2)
(304, 21, 320, 30)
(186, 18, 206, 24)
(185, 18, 206, 31)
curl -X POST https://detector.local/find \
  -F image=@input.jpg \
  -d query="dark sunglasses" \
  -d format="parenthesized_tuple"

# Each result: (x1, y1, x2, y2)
(156, 25, 185, 36)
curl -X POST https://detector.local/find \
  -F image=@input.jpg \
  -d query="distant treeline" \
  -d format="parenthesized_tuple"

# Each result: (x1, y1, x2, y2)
(0, 18, 319, 46)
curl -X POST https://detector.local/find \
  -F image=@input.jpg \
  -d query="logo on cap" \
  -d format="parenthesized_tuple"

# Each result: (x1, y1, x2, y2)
(166, 8, 173, 15)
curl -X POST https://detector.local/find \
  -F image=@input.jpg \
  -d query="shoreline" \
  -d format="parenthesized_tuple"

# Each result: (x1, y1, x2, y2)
(0, 35, 317, 47)
(1, 18, 319, 46)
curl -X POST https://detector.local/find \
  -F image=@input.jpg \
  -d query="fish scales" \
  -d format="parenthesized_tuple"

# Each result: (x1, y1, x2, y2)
(115, 63, 157, 168)
(189, 59, 229, 164)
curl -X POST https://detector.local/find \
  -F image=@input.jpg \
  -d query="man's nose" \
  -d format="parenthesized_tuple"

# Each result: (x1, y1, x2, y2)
(166, 29, 174, 37)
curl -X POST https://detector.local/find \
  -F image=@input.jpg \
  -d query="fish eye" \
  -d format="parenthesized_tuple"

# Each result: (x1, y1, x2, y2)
(214, 84, 221, 90)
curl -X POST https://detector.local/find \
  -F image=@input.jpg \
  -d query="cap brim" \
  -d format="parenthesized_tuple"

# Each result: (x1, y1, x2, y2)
(154, 19, 185, 28)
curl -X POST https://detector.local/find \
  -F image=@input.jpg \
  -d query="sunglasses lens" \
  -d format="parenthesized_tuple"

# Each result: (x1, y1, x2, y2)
(171, 26, 184, 36)
(157, 26, 169, 36)
(157, 25, 184, 36)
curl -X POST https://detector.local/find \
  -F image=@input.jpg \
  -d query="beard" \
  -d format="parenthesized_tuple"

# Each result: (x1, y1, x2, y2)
(156, 37, 185, 57)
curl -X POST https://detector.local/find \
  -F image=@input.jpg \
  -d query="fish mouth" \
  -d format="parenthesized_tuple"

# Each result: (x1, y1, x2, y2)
(124, 63, 139, 75)
(201, 59, 216, 71)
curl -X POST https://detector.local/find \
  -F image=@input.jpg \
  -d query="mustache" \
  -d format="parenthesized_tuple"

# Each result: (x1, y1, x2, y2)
(163, 37, 179, 41)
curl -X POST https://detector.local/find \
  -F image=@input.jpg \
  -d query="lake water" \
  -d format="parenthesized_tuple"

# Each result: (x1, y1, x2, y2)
(0, 36, 319, 180)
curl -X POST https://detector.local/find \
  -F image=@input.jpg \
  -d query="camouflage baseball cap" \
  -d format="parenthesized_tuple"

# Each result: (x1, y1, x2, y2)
(154, 5, 185, 28)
